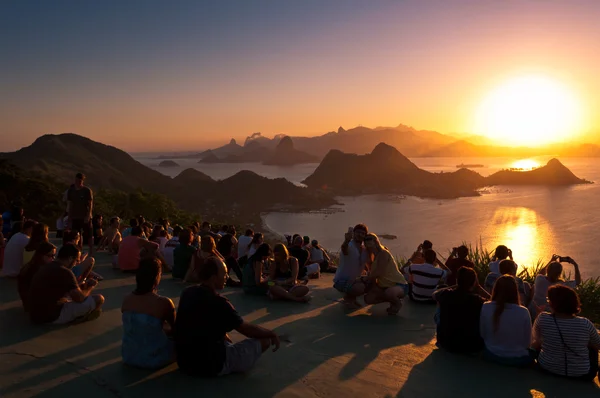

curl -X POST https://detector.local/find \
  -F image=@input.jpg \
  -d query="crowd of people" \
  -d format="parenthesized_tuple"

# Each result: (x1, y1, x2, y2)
(0, 172, 598, 383)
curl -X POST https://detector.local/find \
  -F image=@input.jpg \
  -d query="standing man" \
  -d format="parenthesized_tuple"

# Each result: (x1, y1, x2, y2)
(67, 173, 94, 256)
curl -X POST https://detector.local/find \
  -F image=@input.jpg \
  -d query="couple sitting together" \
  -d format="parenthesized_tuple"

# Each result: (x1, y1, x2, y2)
(333, 224, 407, 314)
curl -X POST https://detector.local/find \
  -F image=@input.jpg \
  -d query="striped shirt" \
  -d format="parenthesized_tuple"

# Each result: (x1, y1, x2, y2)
(408, 263, 447, 302)
(533, 313, 600, 377)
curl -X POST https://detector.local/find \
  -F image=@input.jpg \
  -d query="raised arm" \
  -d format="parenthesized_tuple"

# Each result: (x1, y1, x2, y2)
(567, 257, 582, 285)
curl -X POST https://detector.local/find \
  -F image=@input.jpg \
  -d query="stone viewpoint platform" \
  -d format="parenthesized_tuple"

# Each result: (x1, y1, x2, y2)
(0, 251, 598, 398)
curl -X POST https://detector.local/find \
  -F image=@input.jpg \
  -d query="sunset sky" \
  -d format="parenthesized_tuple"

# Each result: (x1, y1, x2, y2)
(2, 0, 600, 151)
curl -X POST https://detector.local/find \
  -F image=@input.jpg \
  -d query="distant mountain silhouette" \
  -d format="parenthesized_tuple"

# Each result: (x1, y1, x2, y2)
(0, 134, 172, 192)
(303, 143, 589, 198)
(263, 136, 319, 166)
(172, 168, 215, 186)
(158, 160, 180, 168)
(197, 150, 221, 163)
(199, 138, 243, 159)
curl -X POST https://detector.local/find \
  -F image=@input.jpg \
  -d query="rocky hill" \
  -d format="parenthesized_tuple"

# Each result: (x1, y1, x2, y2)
(158, 160, 180, 168)
(263, 136, 319, 166)
(303, 143, 589, 198)
(0, 134, 173, 192)
(486, 159, 590, 185)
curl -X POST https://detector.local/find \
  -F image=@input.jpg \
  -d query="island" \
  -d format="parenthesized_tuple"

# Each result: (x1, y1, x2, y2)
(302, 143, 590, 199)
(158, 160, 180, 168)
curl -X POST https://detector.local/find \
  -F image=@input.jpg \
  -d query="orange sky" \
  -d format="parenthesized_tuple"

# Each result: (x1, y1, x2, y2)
(1, 1, 599, 151)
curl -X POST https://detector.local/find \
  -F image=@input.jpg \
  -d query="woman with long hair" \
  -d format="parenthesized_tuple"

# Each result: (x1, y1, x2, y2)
(533, 285, 600, 381)
(247, 233, 264, 258)
(480, 275, 532, 366)
(185, 236, 230, 284)
(267, 244, 310, 302)
(243, 243, 272, 296)
(363, 233, 407, 315)
(18, 242, 56, 311)
(216, 234, 244, 283)
(22, 223, 48, 266)
(121, 256, 176, 369)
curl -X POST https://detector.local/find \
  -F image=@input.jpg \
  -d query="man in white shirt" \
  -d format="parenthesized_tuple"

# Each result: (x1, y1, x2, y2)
(237, 229, 254, 259)
(1, 220, 35, 277)
(333, 224, 370, 309)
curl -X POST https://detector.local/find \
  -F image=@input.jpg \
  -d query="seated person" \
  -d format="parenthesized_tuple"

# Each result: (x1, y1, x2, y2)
(22, 223, 49, 266)
(216, 233, 244, 283)
(243, 243, 272, 295)
(480, 275, 533, 366)
(532, 285, 600, 381)
(363, 233, 407, 315)
(121, 257, 176, 369)
(434, 267, 486, 353)
(444, 245, 475, 286)
(18, 242, 57, 312)
(309, 239, 332, 273)
(175, 257, 280, 376)
(97, 217, 122, 253)
(162, 225, 182, 269)
(121, 218, 138, 238)
(488, 245, 515, 274)
(185, 236, 230, 284)
(172, 228, 197, 279)
(288, 235, 320, 279)
(484, 259, 531, 306)
(529, 255, 581, 320)
(268, 244, 310, 303)
(403, 249, 448, 303)
(118, 226, 167, 272)
(407, 240, 434, 265)
(61, 229, 97, 282)
(1, 220, 34, 277)
(28, 244, 104, 324)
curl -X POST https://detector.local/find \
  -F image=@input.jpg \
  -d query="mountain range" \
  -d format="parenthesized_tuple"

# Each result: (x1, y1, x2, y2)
(0, 134, 591, 222)
(155, 123, 600, 163)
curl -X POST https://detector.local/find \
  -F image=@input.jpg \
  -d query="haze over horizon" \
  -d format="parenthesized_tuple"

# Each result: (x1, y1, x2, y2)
(2, 0, 600, 152)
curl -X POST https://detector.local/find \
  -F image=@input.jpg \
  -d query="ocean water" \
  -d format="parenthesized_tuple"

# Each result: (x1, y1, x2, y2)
(138, 155, 600, 277)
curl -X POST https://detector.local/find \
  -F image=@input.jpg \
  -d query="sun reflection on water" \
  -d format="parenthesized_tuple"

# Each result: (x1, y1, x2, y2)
(486, 207, 553, 271)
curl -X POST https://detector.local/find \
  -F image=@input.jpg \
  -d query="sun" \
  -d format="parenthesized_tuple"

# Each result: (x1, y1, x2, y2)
(474, 75, 584, 147)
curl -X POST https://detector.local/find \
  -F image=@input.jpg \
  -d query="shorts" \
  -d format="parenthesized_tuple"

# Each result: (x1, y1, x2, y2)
(396, 283, 409, 296)
(70, 219, 92, 243)
(305, 263, 320, 276)
(218, 339, 263, 376)
(333, 279, 357, 294)
(53, 296, 97, 325)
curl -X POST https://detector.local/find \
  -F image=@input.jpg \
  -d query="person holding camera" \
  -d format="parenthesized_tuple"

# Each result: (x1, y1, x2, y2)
(488, 245, 516, 275)
(445, 245, 475, 286)
(528, 254, 582, 320)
